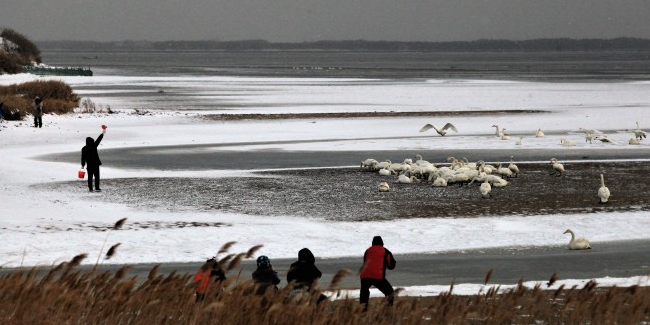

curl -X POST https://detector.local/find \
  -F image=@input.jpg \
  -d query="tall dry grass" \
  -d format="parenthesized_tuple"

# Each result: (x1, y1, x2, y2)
(0, 80, 80, 120)
(2, 254, 650, 324)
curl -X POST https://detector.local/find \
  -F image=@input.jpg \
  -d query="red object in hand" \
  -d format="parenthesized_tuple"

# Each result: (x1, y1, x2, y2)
(102, 125, 107, 129)
(78, 169, 86, 179)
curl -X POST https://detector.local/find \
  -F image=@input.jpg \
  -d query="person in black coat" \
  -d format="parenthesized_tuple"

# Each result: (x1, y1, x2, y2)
(287, 248, 328, 303)
(252, 255, 280, 295)
(33, 97, 43, 128)
(81, 128, 105, 192)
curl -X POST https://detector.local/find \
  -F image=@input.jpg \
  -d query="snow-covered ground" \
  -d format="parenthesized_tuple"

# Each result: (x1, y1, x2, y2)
(1, 73, 650, 295)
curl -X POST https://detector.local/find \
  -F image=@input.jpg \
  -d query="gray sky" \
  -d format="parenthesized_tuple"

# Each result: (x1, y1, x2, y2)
(1, 0, 650, 42)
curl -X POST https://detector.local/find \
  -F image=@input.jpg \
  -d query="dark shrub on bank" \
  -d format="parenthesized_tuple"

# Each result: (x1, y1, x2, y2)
(0, 28, 41, 65)
(0, 51, 23, 74)
(0, 80, 80, 120)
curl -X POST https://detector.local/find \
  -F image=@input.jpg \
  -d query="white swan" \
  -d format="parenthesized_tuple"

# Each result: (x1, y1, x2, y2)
(594, 136, 619, 144)
(495, 162, 513, 178)
(629, 138, 641, 145)
(378, 167, 393, 176)
(492, 124, 504, 137)
(515, 137, 523, 145)
(398, 174, 420, 184)
(560, 139, 576, 147)
(414, 154, 430, 166)
(378, 181, 390, 192)
(490, 177, 509, 188)
(479, 178, 492, 198)
(500, 128, 511, 140)
(376, 160, 391, 170)
(431, 174, 448, 187)
(579, 127, 602, 135)
(419, 123, 458, 136)
(598, 174, 610, 203)
(627, 122, 648, 140)
(508, 156, 520, 177)
(563, 229, 591, 250)
(549, 158, 565, 177)
(535, 128, 545, 138)
(361, 158, 378, 170)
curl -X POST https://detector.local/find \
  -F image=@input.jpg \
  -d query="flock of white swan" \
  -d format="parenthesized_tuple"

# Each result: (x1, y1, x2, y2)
(359, 120, 635, 250)
(420, 121, 648, 147)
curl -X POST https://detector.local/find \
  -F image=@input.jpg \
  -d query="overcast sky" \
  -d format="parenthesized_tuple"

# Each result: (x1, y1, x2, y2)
(1, 0, 650, 42)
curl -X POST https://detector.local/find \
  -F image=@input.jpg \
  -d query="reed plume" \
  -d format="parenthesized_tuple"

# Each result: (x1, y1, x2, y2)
(328, 268, 353, 289)
(148, 264, 160, 280)
(226, 253, 246, 271)
(217, 241, 237, 256)
(112, 217, 127, 230)
(484, 268, 493, 285)
(547, 273, 558, 287)
(96, 218, 128, 268)
(245, 245, 264, 259)
(105, 243, 121, 260)
(68, 253, 88, 268)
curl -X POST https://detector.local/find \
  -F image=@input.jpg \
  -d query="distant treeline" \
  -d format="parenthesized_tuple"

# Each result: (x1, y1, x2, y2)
(37, 38, 650, 52)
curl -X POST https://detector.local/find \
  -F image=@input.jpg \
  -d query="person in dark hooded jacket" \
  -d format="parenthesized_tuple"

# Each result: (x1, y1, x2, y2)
(81, 129, 105, 192)
(287, 248, 328, 303)
(252, 255, 281, 295)
(359, 235, 396, 308)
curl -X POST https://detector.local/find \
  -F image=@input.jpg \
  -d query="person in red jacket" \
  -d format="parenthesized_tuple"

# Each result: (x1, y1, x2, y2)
(193, 261, 213, 302)
(193, 258, 226, 302)
(359, 236, 396, 308)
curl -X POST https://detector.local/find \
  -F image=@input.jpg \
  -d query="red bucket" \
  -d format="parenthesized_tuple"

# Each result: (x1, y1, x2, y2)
(78, 169, 86, 179)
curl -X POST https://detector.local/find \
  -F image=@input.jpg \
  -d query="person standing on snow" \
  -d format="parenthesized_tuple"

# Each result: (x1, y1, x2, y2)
(359, 235, 396, 309)
(287, 248, 328, 303)
(252, 255, 281, 295)
(81, 127, 106, 192)
(33, 97, 43, 128)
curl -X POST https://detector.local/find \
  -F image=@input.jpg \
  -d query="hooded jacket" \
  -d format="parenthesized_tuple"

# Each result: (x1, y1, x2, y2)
(287, 248, 323, 290)
(33, 97, 43, 117)
(360, 236, 396, 280)
(81, 134, 104, 167)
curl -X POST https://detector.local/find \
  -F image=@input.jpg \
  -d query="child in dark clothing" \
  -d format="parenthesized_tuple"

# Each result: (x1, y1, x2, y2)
(252, 255, 280, 295)
(287, 248, 328, 303)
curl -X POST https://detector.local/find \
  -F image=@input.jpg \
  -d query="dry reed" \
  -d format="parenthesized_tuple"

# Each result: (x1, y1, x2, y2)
(2, 249, 649, 325)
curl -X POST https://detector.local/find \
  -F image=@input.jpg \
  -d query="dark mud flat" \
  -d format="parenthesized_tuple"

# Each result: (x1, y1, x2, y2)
(48, 161, 650, 222)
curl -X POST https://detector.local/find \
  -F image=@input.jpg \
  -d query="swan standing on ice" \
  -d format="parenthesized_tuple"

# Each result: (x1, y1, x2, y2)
(495, 162, 513, 178)
(479, 178, 492, 198)
(535, 129, 545, 138)
(378, 181, 390, 192)
(508, 156, 520, 177)
(500, 128, 511, 140)
(598, 174, 610, 203)
(419, 123, 458, 136)
(629, 138, 641, 145)
(492, 124, 503, 137)
(627, 122, 648, 140)
(563, 229, 591, 250)
(549, 158, 565, 177)
(515, 137, 523, 145)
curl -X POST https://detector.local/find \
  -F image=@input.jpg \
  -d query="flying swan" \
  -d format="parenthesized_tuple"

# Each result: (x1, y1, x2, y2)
(419, 123, 458, 136)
